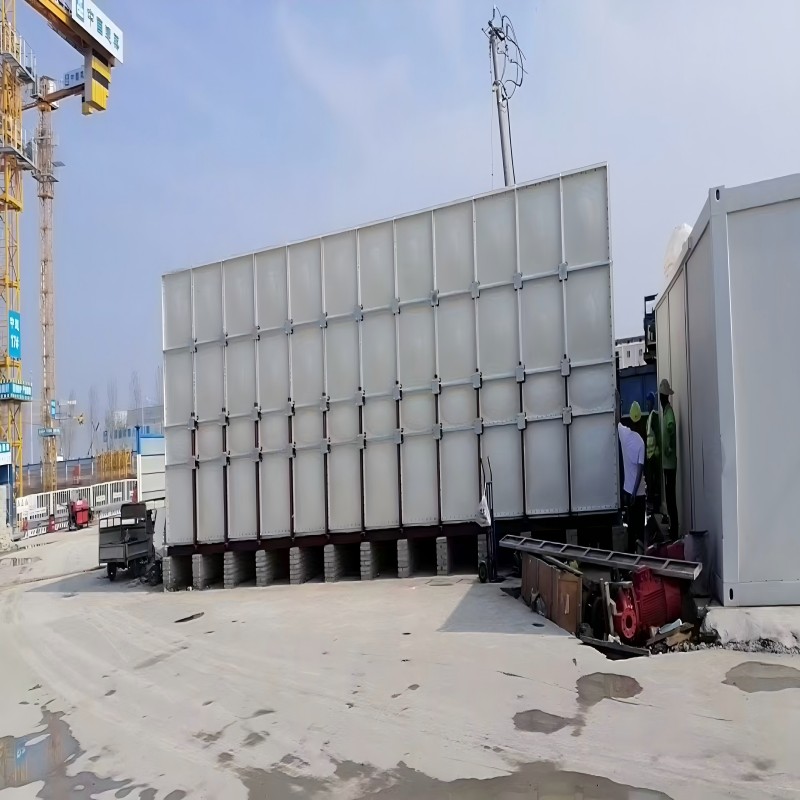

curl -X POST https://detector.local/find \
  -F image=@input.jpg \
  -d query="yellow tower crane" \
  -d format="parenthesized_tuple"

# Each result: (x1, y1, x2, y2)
(0, 0, 123, 497)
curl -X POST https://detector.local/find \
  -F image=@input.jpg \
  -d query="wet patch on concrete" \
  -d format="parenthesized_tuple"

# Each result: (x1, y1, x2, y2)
(571, 672, 642, 737)
(0, 708, 160, 798)
(576, 672, 642, 707)
(239, 765, 329, 798)
(164, 791, 187, 799)
(250, 708, 274, 718)
(408, 684, 419, 691)
(752, 757, 775, 772)
(218, 752, 234, 765)
(104, 689, 116, 697)
(514, 673, 643, 739)
(723, 662, 800, 693)
(514, 709, 572, 734)
(239, 757, 673, 799)
(244, 731, 266, 747)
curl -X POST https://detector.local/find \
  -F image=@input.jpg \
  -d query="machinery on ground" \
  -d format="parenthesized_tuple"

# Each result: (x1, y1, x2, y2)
(99, 501, 162, 584)
(67, 496, 90, 530)
(500, 535, 701, 654)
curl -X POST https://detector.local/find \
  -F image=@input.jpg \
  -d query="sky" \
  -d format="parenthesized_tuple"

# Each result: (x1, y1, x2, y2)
(15, 0, 800, 459)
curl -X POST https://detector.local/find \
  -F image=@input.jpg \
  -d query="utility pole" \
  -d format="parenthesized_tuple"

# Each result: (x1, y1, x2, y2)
(485, 8, 525, 188)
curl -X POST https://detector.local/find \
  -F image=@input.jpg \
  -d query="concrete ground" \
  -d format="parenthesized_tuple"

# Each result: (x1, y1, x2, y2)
(0, 533, 798, 799)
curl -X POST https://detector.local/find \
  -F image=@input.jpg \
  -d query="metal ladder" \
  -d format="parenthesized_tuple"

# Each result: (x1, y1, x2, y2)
(499, 534, 701, 581)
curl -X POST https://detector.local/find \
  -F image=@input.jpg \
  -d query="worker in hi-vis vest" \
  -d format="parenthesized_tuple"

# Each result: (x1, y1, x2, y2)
(659, 378, 678, 537)
(645, 392, 661, 513)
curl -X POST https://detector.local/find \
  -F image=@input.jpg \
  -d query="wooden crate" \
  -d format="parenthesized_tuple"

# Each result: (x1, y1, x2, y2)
(521, 553, 582, 635)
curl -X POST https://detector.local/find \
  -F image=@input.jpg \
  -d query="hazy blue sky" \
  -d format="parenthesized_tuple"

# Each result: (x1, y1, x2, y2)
(16, 0, 800, 456)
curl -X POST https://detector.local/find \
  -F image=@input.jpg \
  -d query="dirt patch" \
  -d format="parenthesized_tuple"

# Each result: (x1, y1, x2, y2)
(174, 612, 204, 623)
(723, 662, 800, 693)
(194, 728, 226, 745)
(0, 556, 40, 567)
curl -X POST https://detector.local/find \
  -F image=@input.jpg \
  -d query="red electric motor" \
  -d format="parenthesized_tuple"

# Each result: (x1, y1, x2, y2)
(68, 499, 91, 530)
(612, 567, 683, 643)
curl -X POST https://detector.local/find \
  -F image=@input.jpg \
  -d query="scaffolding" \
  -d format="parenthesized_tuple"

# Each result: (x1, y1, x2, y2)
(0, 1, 36, 496)
(98, 449, 134, 482)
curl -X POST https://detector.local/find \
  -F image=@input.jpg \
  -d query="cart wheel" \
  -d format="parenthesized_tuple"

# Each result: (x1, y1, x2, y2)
(146, 562, 162, 587)
(107, 563, 117, 581)
(478, 561, 488, 584)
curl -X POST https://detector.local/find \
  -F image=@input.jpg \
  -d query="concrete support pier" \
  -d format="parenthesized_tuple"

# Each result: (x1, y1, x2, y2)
(223, 551, 255, 589)
(163, 555, 192, 591)
(192, 553, 223, 590)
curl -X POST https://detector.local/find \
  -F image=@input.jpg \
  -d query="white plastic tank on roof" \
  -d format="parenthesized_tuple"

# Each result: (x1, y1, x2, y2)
(662, 223, 691, 289)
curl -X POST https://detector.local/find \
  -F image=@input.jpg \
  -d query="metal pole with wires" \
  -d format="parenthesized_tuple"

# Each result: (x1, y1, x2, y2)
(485, 7, 526, 188)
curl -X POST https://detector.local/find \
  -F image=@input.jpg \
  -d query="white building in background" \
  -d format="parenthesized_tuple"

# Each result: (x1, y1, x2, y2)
(105, 404, 164, 451)
(616, 336, 646, 369)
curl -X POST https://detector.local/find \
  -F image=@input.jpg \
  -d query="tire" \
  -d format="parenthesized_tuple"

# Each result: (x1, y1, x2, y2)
(146, 562, 162, 587)
(107, 563, 117, 581)
(478, 561, 488, 583)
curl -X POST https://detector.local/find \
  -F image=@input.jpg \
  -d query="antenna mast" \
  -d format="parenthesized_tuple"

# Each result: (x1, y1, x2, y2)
(485, 7, 526, 187)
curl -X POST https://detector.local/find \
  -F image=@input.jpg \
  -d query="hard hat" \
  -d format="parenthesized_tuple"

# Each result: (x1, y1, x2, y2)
(659, 378, 674, 396)
(629, 401, 642, 423)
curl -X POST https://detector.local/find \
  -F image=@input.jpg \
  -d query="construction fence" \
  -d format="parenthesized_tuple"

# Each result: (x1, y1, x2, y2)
(16, 478, 138, 537)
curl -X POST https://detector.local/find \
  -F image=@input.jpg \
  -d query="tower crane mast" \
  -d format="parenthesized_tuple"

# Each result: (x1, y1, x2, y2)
(35, 78, 56, 491)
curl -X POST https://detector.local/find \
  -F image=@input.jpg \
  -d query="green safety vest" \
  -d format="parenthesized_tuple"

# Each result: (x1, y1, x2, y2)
(662, 405, 677, 470)
(646, 410, 660, 460)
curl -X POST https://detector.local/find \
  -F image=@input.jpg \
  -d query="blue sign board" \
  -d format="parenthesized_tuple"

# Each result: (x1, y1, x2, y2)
(0, 442, 9, 454)
(38, 427, 60, 437)
(0, 382, 31, 401)
(50, 400, 57, 419)
(8, 311, 20, 361)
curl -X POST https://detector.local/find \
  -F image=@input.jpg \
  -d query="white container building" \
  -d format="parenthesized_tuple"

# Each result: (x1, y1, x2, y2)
(656, 173, 800, 606)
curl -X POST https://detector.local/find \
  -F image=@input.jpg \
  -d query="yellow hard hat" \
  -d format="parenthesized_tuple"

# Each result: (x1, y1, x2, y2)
(629, 401, 642, 423)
